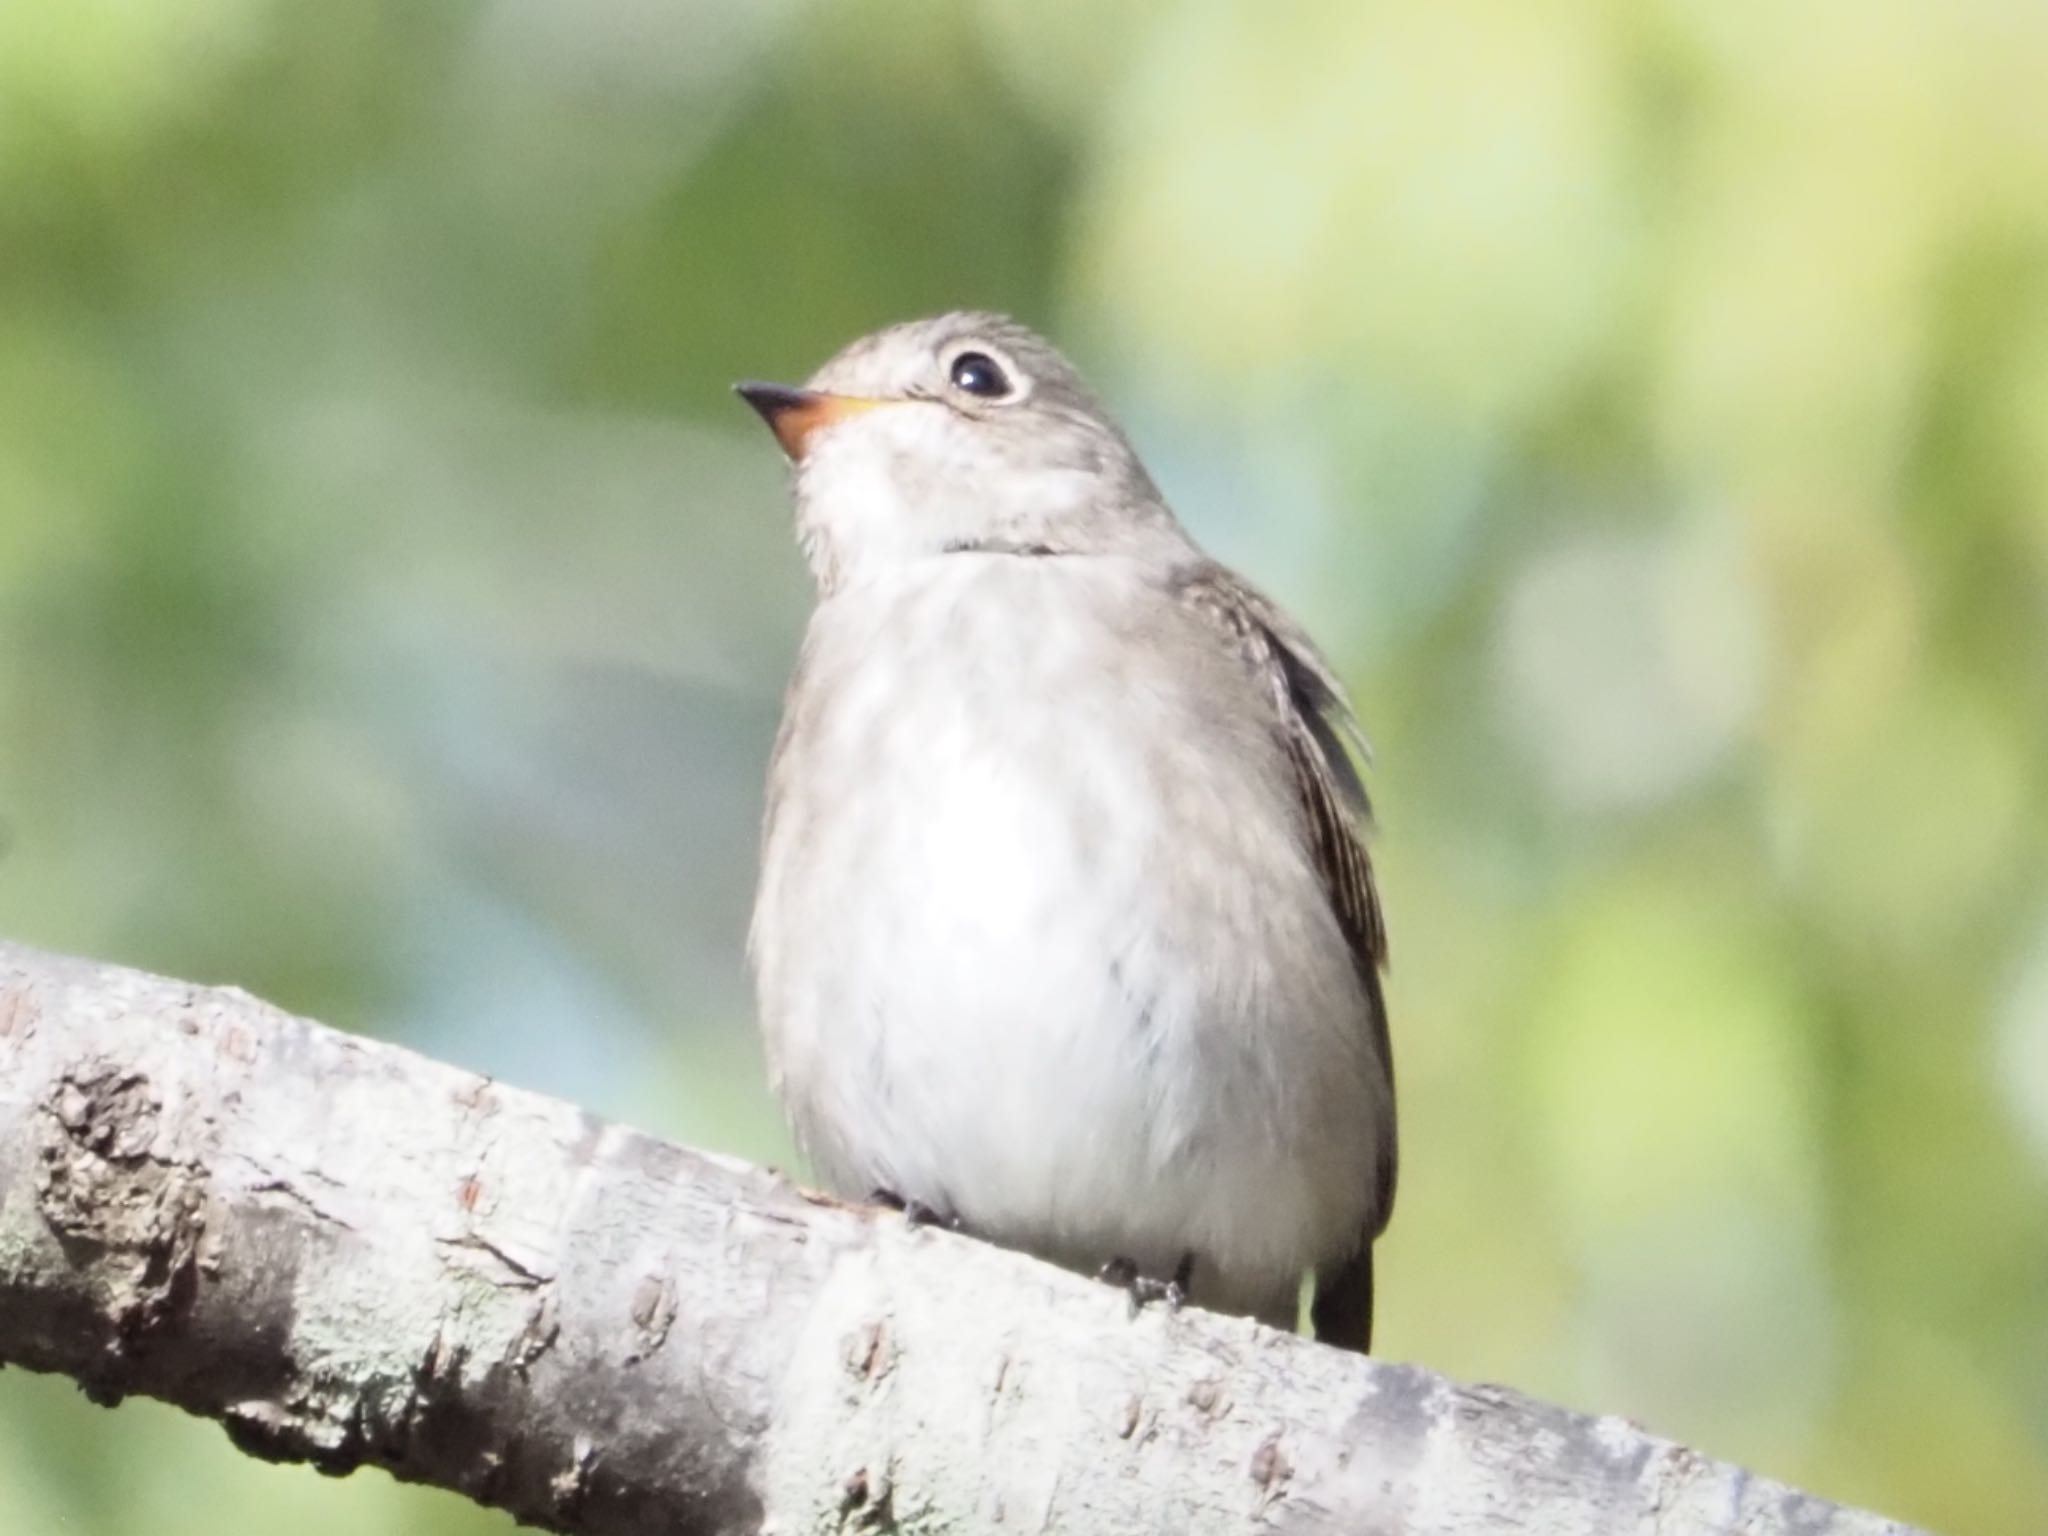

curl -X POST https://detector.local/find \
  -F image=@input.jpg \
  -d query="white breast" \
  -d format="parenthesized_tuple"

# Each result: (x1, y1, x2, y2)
(750, 554, 1385, 1320)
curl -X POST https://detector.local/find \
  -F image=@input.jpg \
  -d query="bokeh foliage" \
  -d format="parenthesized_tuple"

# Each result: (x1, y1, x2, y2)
(3, 2, 2046, 1531)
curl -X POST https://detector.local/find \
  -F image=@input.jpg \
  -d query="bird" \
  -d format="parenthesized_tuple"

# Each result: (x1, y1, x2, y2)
(736, 313, 1394, 1351)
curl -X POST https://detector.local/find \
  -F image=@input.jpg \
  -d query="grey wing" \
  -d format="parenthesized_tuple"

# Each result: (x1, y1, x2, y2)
(1175, 566, 1394, 1350)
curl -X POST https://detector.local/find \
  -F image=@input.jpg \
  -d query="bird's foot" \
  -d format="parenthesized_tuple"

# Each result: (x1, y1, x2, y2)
(1097, 1252, 1196, 1316)
(868, 1187, 964, 1233)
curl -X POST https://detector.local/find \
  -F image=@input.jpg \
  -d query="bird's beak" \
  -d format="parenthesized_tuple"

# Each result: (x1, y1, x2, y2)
(734, 382, 883, 462)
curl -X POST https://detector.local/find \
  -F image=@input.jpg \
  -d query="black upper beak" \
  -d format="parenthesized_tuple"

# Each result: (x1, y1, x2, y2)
(733, 381, 876, 460)
(734, 381, 809, 426)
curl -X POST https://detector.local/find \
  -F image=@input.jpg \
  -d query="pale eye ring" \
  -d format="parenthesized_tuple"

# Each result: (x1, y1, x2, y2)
(947, 350, 1013, 399)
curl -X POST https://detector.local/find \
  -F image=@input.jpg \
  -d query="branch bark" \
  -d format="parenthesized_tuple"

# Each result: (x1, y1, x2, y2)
(0, 938, 1923, 1536)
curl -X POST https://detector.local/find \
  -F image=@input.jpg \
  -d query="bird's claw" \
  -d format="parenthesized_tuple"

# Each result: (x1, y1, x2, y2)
(868, 1187, 962, 1232)
(1097, 1252, 1196, 1316)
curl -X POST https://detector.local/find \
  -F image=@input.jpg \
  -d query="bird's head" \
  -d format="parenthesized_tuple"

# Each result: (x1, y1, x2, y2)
(737, 312, 1182, 589)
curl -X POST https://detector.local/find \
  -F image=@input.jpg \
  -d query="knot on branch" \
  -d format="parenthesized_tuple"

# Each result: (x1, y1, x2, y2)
(35, 1055, 208, 1389)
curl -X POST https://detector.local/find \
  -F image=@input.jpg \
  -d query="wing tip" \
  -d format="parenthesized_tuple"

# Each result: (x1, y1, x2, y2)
(1310, 1246, 1376, 1354)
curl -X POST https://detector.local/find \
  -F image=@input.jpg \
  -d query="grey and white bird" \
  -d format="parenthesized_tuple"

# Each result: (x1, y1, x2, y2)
(737, 313, 1394, 1351)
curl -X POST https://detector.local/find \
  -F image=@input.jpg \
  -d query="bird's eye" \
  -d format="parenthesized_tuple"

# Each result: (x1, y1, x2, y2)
(948, 350, 1012, 399)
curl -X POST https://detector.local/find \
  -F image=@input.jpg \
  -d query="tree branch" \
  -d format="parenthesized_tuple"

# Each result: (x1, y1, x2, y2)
(0, 939, 1923, 1535)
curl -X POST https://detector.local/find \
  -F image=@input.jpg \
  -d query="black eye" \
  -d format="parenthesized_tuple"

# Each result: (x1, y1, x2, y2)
(948, 350, 1011, 399)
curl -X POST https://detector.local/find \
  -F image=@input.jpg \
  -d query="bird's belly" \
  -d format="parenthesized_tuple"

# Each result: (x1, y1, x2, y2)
(754, 569, 1382, 1312)
(785, 809, 1358, 1300)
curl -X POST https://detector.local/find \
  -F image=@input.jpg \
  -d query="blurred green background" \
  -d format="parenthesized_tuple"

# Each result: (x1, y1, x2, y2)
(2, 1, 2045, 1531)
